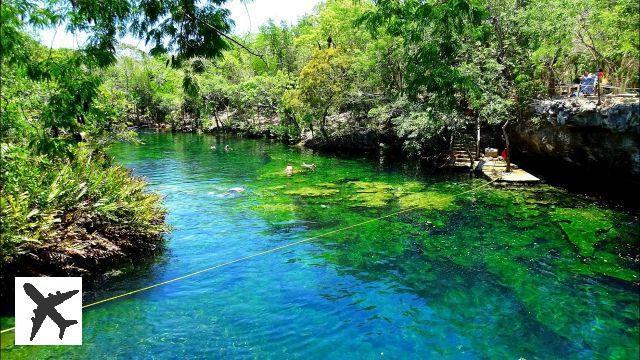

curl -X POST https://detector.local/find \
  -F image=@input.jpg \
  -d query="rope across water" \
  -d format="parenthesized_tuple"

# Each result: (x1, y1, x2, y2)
(0, 178, 497, 335)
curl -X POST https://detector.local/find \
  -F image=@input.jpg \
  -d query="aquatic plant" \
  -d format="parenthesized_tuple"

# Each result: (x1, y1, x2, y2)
(393, 181, 425, 197)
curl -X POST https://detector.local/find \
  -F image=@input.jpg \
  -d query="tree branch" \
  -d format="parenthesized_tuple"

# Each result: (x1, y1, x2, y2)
(186, 13, 268, 68)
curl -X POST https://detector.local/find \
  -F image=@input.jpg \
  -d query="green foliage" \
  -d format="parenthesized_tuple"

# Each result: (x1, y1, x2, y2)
(296, 48, 353, 137)
(522, 0, 640, 88)
(89, 0, 639, 155)
(0, 145, 167, 260)
(0, 0, 242, 266)
(4, 0, 635, 166)
(362, 0, 489, 101)
(103, 50, 183, 126)
(254, 20, 299, 74)
(92, 0, 639, 157)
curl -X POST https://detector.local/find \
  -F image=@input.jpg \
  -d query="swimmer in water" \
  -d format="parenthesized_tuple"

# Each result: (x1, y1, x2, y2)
(302, 163, 316, 170)
(210, 145, 216, 151)
(285, 163, 294, 177)
(224, 187, 245, 196)
(224, 145, 232, 152)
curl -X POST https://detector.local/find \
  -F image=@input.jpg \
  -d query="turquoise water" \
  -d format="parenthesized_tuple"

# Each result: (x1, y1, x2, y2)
(2, 132, 638, 359)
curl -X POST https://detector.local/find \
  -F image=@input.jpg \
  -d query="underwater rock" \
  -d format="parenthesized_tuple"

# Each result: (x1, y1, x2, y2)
(552, 207, 616, 257)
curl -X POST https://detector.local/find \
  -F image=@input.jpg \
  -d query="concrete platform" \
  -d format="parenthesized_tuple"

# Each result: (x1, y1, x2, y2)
(473, 157, 540, 183)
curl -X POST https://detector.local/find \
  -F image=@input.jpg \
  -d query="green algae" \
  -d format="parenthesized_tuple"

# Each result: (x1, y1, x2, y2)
(393, 181, 425, 197)
(252, 203, 297, 223)
(398, 191, 456, 210)
(560, 251, 639, 282)
(248, 157, 638, 359)
(169, 137, 640, 358)
(552, 207, 617, 257)
(484, 251, 640, 358)
(284, 186, 340, 197)
(316, 182, 338, 188)
(196, 137, 640, 358)
(320, 220, 416, 269)
(348, 192, 393, 207)
(347, 181, 394, 207)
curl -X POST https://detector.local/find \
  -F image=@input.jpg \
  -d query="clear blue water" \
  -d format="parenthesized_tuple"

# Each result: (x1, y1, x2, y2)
(1, 132, 638, 359)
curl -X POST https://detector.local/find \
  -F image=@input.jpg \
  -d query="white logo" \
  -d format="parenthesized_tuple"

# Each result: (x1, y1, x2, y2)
(15, 277, 82, 345)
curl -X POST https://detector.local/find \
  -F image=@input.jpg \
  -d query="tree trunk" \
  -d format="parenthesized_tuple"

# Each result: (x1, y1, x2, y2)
(213, 107, 221, 130)
(290, 113, 301, 133)
(320, 106, 330, 139)
(502, 120, 511, 172)
(547, 65, 556, 97)
(476, 116, 481, 158)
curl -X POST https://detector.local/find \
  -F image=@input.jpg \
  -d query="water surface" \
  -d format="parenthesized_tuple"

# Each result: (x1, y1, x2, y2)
(2, 133, 639, 359)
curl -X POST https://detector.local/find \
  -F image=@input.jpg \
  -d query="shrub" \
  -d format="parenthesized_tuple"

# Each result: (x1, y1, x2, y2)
(0, 144, 167, 262)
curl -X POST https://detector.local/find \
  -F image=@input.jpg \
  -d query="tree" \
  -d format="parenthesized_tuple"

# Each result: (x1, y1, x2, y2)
(361, 0, 488, 102)
(254, 20, 299, 74)
(296, 48, 353, 139)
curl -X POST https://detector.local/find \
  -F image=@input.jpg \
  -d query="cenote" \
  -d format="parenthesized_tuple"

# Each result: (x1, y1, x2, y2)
(2, 132, 639, 359)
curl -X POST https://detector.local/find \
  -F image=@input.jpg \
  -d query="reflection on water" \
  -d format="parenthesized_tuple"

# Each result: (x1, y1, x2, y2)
(2, 132, 638, 359)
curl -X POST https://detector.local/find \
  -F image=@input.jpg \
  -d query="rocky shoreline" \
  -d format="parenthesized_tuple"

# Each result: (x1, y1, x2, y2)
(513, 96, 639, 187)
(165, 96, 640, 202)
(1, 218, 165, 313)
(0, 165, 167, 313)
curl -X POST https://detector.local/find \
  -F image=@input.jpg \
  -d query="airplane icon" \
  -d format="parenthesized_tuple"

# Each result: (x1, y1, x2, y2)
(23, 283, 79, 341)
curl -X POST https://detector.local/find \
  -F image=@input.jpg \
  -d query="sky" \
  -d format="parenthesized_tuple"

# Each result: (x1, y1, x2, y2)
(37, 0, 322, 50)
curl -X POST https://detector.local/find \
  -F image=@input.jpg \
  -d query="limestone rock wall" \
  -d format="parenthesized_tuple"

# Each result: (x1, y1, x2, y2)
(515, 97, 639, 182)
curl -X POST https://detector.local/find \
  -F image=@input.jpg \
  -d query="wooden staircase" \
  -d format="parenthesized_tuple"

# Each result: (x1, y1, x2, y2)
(450, 134, 475, 169)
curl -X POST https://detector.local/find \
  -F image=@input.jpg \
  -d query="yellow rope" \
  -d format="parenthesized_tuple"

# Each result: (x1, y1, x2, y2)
(0, 178, 496, 335)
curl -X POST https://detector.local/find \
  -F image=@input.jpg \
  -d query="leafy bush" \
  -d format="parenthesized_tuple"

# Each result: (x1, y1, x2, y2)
(0, 144, 167, 261)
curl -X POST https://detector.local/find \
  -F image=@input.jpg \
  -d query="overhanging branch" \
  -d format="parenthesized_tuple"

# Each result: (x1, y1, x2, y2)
(186, 13, 268, 68)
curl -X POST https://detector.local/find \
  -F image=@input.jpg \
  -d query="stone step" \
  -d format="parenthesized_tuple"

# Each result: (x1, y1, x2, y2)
(453, 162, 473, 168)
(453, 152, 471, 158)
